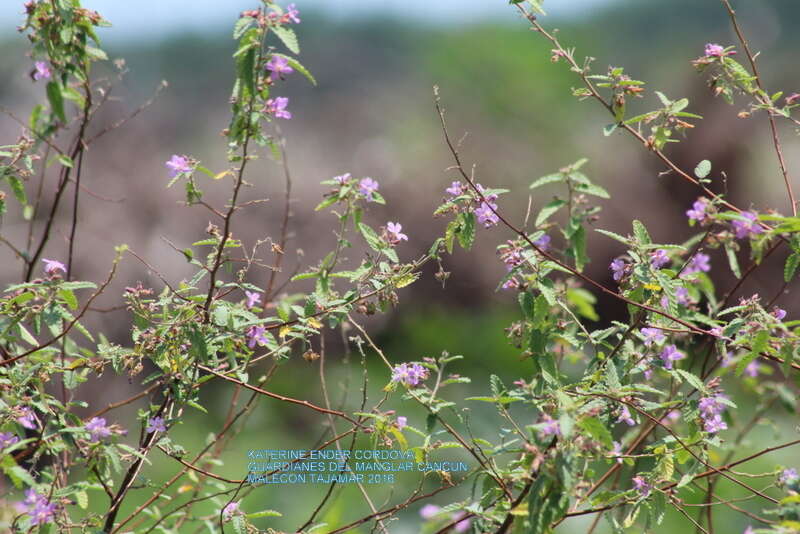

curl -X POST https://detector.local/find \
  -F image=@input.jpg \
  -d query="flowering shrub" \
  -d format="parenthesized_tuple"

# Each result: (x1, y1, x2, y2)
(1, 0, 800, 533)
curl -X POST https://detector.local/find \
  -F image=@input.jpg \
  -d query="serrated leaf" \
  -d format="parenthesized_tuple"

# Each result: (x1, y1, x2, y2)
(784, 253, 800, 282)
(272, 26, 299, 54)
(536, 199, 567, 226)
(46, 81, 66, 123)
(632, 220, 651, 245)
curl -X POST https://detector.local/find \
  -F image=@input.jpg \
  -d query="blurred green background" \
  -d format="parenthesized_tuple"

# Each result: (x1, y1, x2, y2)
(1, 0, 799, 532)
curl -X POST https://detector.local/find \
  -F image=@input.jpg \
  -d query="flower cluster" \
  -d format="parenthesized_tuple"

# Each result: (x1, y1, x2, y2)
(390, 362, 429, 386)
(444, 181, 502, 228)
(698, 394, 728, 434)
(15, 489, 57, 526)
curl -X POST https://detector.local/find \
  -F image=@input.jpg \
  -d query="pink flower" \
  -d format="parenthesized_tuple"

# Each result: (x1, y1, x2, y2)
(265, 55, 293, 80)
(333, 173, 351, 185)
(285, 3, 300, 24)
(266, 97, 292, 119)
(453, 512, 471, 533)
(420, 504, 441, 519)
(245, 290, 262, 309)
(616, 406, 635, 426)
(33, 61, 51, 81)
(396, 416, 407, 430)
(772, 307, 787, 321)
(386, 222, 408, 245)
(538, 414, 561, 439)
(42, 258, 66, 275)
(704, 43, 725, 58)
(744, 360, 759, 378)
(358, 177, 379, 201)
(222, 501, 241, 521)
(165, 155, 192, 178)
(632, 476, 652, 497)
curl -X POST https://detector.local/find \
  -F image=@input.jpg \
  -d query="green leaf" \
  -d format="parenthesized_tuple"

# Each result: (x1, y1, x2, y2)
(577, 416, 613, 448)
(595, 228, 630, 245)
(574, 182, 610, 199)
(85, 46, 108, 61)
(724, 244, 741, 278)
(456, 212, 476, 250)
(530, 173, 563, 190)
(59, 288, 78, 310)
(272, 26, 299, 54)
(358, 222, 383, 253)
(736, 330, 769, 377)
(246, 509, 282, 519)
(632, 220, 651, 245)
(694, 160, 711, 179)
(8, 175, 27, 205)
(536, 199, 566, 226)
(784, 253, 800, 282)
(46, 81, 66, 123)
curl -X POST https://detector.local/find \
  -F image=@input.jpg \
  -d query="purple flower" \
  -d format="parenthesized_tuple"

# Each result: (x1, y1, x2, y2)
(146, 416, 166, 434)
(660, 344, 685, 370)
(611, 441, 624, 464)
(743, 527, 755, 534)
(358, 177, 379, 201)
(650, 249, 669, 269)
(610, 258, 627, 282)
(17, 489, 57, 526)
(245, 290, 262, 309)
(501, 277, 519, 291)
(703, 414, 728, 433)
(85, 417, 112, 442)
(632, 476, 652, 498)
(17, 407, 38, 430)
(676, 287, 691, 306)
(786, 93, 800, 106)
(661, 410, 681, 424)
(684, 253, 711, 275)
(616, 406, 635, 426)
(33, 61, 51, 81)
(266, 97, 292, 120)
(744, 360, 759, 378)
(731, 211, 763, 240)
(475, 201, 499, 228)
(247, 325, 269, 349)
(391, 362, 429, 386)
(165, 155, 192, 178)
(386, 222, 408, 245)
(333, 173, 351, 185)
(419, 504, 441, 519)
(698, 395, 726, 417)
(265, 55, 293, 80)
(0, 432, 19, 449)
(538, 414, 561, 439)
(396, 416, 407, 430)
(780, 468, 799, 485)
(772, 307, 787, 321)
(720, 351, 734, 368)
(445, 181, 464, 198)
(533, 234, 551, 252)
(453, 512, 471, 533)
(641, 327, 665, 347)
(222, 501, 241, 521)
(704, 43, 725, 58)
(686, 197, 710, 223)
(285, 3, 301, 24)
(42, 258, 66, 275)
